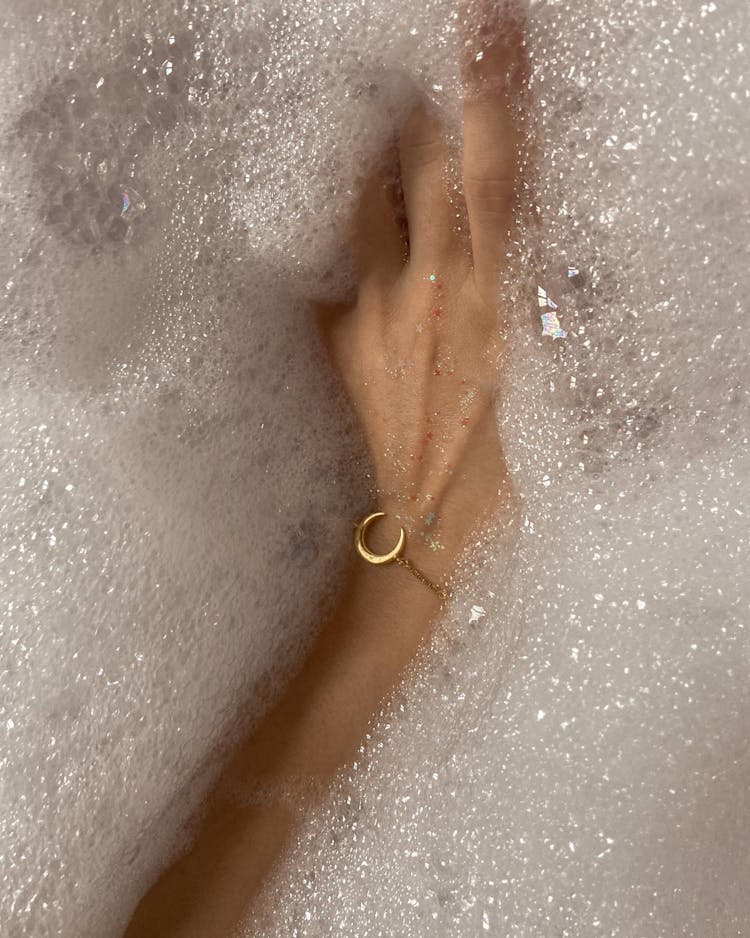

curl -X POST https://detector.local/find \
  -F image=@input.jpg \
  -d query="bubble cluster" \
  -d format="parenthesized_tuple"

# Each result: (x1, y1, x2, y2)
(0, 0, 748, 936)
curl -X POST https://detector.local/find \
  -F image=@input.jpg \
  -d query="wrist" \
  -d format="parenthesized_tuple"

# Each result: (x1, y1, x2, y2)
(374, 483, 508, 588)
(369, 404, 510, 584)
(350, 493, 496, 608)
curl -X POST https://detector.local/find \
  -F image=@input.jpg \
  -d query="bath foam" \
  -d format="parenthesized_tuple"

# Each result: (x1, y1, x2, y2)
(242, 0, 750, 935)
(246, 448, 750, 937)
(0, 2, 747, 938)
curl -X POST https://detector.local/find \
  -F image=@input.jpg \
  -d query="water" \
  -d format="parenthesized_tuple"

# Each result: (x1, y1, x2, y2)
(1, 1, 748, 936)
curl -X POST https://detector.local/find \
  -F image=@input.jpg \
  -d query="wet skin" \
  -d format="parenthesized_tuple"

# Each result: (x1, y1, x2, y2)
(124, 14, 525, 938)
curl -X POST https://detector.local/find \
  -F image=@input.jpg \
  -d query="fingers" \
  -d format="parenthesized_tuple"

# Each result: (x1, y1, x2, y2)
(398, 103, 459, 268)
(350, 150, 406, 289)
(350, 15, 525, 314)
(462, 17, 525, 306)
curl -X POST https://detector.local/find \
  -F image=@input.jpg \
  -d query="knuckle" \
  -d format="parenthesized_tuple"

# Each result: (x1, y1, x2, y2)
(401, 135, 445, 171)
(463, 172, 515, 213)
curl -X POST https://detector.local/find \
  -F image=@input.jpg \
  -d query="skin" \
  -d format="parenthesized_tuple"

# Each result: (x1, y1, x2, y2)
(124, 17, 523, 938)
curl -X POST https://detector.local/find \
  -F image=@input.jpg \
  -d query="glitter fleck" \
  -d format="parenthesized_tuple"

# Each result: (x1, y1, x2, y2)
(541, 311, 567, 339)
(420, 532, 444, 552)
(537, 285, 558, 311)
(120, 186, 145, 218)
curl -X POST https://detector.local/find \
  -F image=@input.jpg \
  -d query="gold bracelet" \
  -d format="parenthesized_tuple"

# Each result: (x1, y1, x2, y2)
(353, 511, 453, 602)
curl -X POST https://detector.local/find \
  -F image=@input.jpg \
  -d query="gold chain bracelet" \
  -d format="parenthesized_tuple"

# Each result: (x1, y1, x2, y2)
(353, 511, 453, 602)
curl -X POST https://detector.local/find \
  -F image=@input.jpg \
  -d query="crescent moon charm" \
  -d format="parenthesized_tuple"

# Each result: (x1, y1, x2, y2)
(354, 511, 406, 565)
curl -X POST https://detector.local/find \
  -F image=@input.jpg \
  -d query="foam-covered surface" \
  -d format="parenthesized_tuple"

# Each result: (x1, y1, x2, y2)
(1, 1, 748, 936)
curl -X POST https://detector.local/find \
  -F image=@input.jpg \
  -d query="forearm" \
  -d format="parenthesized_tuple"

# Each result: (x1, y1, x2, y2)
(241, 559, 445, 780)
(124, 399, 508, 937)
(124, 533, 460, 938)
(219, 407, 508, 801)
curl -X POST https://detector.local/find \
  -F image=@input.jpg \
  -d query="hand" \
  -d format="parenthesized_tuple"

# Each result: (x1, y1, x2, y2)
(316, 24, 524, 582)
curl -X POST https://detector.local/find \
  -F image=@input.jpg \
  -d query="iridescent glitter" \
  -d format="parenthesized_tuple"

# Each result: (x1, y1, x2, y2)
(538, 284, 567, 338)
(541, 310, 567, 339)
(537, 284, 558, 310)
(120, 186, 144, 217)
(420, 531, 444, 552)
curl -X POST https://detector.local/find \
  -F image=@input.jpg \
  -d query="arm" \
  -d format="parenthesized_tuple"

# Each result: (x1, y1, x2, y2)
(124, 21, 522, 938)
